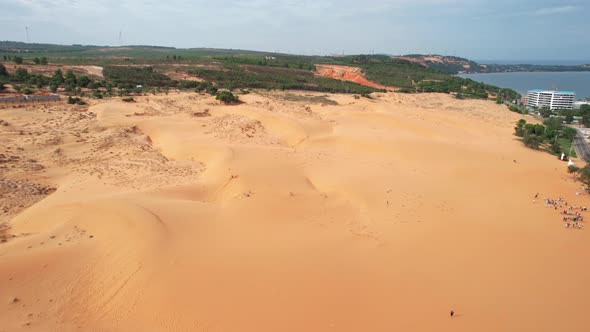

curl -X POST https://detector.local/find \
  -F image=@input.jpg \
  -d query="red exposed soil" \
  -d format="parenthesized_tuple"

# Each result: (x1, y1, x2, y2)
(315, 64, 388, 90)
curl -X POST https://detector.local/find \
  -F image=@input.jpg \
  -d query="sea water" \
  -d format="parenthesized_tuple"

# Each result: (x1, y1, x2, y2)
(458, 72, 590, 100)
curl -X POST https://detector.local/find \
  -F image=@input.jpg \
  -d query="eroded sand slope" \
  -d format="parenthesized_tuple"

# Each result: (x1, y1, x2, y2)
(1, 92, 589, 331)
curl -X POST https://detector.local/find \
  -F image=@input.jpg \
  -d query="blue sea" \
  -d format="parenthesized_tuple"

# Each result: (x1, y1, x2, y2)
(457, 72, 590, 99)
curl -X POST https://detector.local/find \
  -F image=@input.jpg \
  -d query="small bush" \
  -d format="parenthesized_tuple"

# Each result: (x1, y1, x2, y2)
(523, 134, 542, 149)
(194, 81, 212, 93)
(396, 88, 414, 93)
(67, 96, 86, 105)
(122, 97, 135, 102)
(179, 80, 199, 89)
(103, 66, 171, 86)
(92, 90, 103, 99)
(569, 165, 580, 174)
(216, 91, 240, 104)
(207, 86, 218, 96)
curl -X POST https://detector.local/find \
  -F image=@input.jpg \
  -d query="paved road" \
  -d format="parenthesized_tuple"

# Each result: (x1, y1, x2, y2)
(572, 129, 590, 162)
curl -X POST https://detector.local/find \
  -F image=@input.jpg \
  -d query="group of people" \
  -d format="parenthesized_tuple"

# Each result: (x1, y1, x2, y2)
(541, 195, 586, 229)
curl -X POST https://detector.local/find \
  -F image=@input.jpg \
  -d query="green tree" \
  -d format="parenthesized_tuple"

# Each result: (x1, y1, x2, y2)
(0, 63, 7, 76)
(539, 108, 553, 118)
(561, 127, 577, 141)
(50, 82, 58, 93)
(533, 124, 545, 136)
(64, 70, 77, 86)
(550, 140, 561, 154)
(52, 69, 64, 84)
(40, 57, 48, 65)
(514, 119, 527, 137)
(524, 123, 535, 135)
(14, 68, 29, 81)
(14, 56, 23, 64)
(77, 76, 91, 87)
(23, 87, 33, 95)
(565, 113, 574, 124)
(88, 82, 100, 90)
(33, 57, 40, 65)
(544, 128, 558, 141)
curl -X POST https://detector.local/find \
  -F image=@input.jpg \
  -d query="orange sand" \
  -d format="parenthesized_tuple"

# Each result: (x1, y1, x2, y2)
(1, 91, 589, 331)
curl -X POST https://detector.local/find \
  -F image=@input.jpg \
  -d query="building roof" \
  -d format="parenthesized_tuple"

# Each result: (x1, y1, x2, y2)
(528, 89, 575, 95)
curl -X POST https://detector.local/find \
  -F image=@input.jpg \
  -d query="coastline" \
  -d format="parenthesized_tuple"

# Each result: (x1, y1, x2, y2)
(457, 71, 590, 99)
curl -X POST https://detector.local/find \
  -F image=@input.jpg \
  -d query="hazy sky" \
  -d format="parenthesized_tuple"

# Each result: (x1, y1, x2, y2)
(1, 0, 588, 60)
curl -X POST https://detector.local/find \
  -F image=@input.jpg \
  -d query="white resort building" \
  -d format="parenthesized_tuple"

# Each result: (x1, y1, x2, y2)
(526, 89, 576, 110)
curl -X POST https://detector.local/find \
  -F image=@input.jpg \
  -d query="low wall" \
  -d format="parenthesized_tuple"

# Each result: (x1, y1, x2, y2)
(0, 94, 60, 103)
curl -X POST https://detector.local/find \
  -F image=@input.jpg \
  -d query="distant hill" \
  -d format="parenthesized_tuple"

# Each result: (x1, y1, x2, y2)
(2, 42, 587, 74)
(0, 41, 280, 58)
(392, 54, 590, 74)
(393, 54, 483, 74)
(0, 41, 520, 100)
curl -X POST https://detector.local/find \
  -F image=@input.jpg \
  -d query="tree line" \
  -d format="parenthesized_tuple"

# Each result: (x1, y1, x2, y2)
(2, 55, 48, 65)
(515, 118, 577, 156)
(189, 63, 382, 95)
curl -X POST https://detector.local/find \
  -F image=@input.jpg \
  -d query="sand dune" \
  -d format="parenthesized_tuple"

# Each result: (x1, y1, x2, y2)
(1, 91, 589, 331)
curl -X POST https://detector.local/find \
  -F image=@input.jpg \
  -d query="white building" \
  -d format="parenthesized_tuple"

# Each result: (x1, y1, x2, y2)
(526, 89, 576, 110)
(573, 101, 590, 109)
